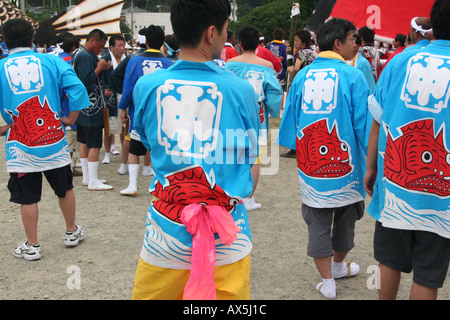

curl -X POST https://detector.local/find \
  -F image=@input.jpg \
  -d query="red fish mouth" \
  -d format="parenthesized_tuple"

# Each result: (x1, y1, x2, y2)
(32, 130, 64, 146)
(310, 162, 352, 177)
(406, 175, 450, 196)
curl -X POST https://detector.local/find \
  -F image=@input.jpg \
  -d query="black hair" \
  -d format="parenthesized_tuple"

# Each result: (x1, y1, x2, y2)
(145, 25, 165, 50)
(170, 0, 231, 48)
(295, 29, 312, 48)
(2, 18, 34, 50)
(62, 34, 80, 53)
(272, 28, 284, 41)
(430, 0, 450, 40)
(109, 34, 125, 47)
(86, 29, 107, 42)
(238, 25, 260, 51)
(358, 26, 375, 44)
(316, 18, 356, 52)
(394, 33, 406, 46)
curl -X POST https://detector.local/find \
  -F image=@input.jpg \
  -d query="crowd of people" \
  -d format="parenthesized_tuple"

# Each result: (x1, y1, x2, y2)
(0, 0, 448, 301)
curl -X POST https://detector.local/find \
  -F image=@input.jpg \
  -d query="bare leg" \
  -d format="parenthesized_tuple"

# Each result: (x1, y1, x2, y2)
(314, 256, 332, 279)
(410, 282, 438, 300)
(59, 189, 76, 232)
(20, 203, 39, 245)
(378, 263, 401, 300)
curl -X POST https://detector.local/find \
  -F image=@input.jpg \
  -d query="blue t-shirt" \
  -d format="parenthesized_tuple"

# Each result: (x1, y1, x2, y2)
(278, 52, 371, 208)
(132, 60, 260, 269)
(367, 40, 450, 239)
(0, 48, 90, 173)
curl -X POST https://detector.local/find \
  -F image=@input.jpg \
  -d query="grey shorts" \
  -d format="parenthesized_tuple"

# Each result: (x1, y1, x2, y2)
(374, 221, 450, 288)
(302, 201, 364, 258)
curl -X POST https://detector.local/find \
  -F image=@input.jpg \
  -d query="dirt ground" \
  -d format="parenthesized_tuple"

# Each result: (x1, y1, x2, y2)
(0, 120, 449, 301)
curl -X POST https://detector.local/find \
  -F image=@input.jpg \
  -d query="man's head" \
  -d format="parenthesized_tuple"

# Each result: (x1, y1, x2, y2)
(170, 0, 231, 55)
(109, 34, 125, 58)
(358, 26, 375, 46)
(409, 16, 432, 43)
(85, 29, 108, 55)
(62, 34, 80, 54)
(430, 0, 450, 40)
(238, 25, 260, 52)
(2, 18, 34, 50)
(316, 18, 357, 60)
(226, 30, 235, 44)
(272, 28, 284, 41)
(145, 25, 165, 50)
(394, 33, 407, 48)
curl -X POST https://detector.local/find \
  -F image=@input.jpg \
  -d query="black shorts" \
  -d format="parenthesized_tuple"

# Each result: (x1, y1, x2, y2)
(129, 138, 148, 156)
(77, 125, 103, 148)
(374, 221, 450, 288)
(8, 165, 73, 205)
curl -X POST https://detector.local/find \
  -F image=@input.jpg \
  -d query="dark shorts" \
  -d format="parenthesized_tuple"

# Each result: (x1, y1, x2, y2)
(77, 125, 103, 148)
(129, 138, 148, 156)
(8, 165, 74, 205)
(302, 201, 365, 258)
(374, 221, 450, 288)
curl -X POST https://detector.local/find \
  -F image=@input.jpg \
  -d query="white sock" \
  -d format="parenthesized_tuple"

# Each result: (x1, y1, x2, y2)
(88, 161, 99, 183)
(332, 259, 360, 278)
(81, 158, 88, 184)
(316, 278, 336, 299)
(128, 164, 139, 189)
(102, 152, 111, 163)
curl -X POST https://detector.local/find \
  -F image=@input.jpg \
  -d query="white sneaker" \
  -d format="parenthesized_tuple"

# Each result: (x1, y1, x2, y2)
(111, 149, 120, 155)
(243, 197, 261, 211)
(64, 225, 85, 247)
(14, 241, 41, 261)
(142, 167, 154, 176)
(120, 185, 137, 196)
(88, 179, 113, 191)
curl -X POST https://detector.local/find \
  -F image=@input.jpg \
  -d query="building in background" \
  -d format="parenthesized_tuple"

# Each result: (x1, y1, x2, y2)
(122, 6, 172, 41)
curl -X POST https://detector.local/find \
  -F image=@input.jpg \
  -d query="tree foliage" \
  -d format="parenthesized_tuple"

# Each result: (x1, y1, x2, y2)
(233, 0, 318, 42)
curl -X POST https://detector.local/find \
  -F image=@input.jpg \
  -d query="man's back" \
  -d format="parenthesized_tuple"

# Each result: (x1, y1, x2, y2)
(278, 53, 371, 208)
(132, 60, 260, 269)
(0, 49, 89, 173)
(367, 39, 450, 238)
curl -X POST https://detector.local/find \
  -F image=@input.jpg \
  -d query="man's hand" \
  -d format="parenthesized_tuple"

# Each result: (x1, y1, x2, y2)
(0, 122, 14, 136)
(364, 168, 377, 197)
(120, 109, 128, 124)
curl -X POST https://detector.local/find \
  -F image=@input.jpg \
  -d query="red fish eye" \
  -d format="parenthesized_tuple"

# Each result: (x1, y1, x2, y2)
(340, 142, 348, 152)
(421, 151, 433, 164)
(319, 145, 328, 155)
(36, 118, 44, 127)
(54, 113, 59, 120)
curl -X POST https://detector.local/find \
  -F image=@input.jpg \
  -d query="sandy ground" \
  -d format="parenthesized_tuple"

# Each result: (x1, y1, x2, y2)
(0, 119, 449, 301)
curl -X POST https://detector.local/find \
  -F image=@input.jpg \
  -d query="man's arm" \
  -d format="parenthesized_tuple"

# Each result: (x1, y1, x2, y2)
(364, 119, 380, 197)
(60, 111, 80, 126)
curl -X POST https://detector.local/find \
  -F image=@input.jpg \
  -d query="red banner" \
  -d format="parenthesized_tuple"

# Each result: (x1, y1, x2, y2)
(329, 0, 435, 41)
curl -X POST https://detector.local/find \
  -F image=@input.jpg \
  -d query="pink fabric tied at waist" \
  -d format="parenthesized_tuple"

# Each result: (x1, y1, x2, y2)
(180, 203, 241, 300)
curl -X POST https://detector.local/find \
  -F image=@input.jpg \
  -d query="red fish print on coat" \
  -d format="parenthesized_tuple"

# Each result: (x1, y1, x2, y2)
(152, 166, 240, 223)
(7, 96, 64, 147)
(296, 119, 352, 178)
(384, 119, 450, 197)
(258, 102, 264, 124)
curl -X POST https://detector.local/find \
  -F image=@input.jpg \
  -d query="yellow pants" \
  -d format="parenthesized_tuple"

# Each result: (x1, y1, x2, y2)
(132, 255, 251, 300)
